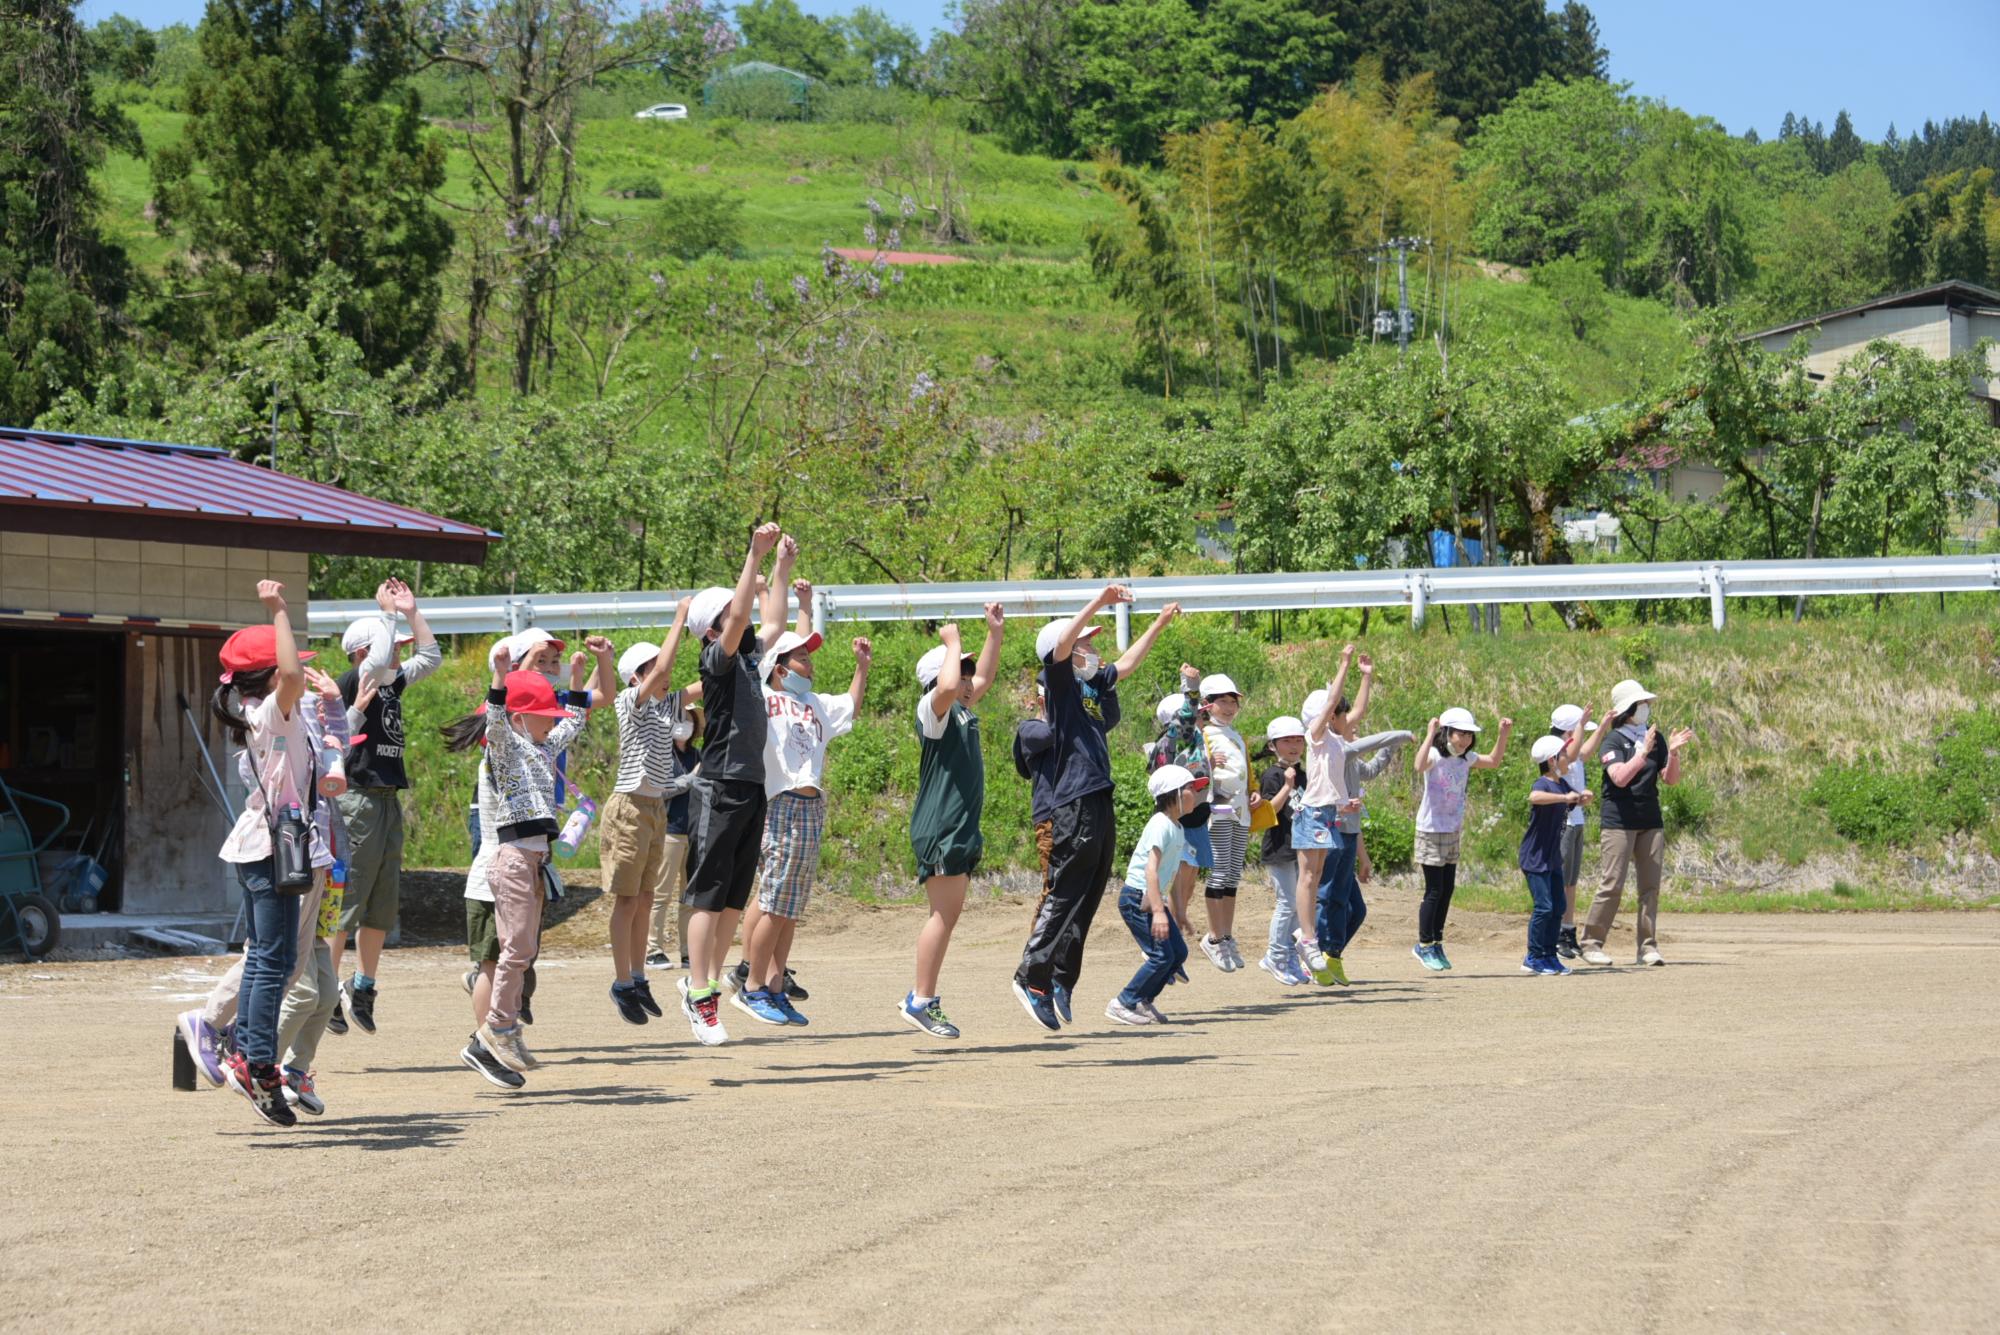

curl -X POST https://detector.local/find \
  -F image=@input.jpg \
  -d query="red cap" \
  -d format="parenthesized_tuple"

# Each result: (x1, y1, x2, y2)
(503, 670, 570, 718)
(218, 625, 315, 682)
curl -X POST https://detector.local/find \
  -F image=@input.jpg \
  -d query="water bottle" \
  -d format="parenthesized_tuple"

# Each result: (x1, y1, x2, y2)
(555, 793, 597, 858)
(320, 859, 348, 937)
(319, 737, 348, 797)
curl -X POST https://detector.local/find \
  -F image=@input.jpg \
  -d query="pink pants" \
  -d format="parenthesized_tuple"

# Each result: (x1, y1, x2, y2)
(484, 844, 545, 1030)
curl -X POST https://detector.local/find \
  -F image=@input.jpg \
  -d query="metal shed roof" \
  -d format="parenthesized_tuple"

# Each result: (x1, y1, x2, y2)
(0, 428, 498, 565)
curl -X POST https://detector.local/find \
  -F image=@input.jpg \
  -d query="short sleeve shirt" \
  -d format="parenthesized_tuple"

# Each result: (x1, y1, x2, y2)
(219, 694, 316, 864)
(1416, 754, 1472, 834)
(1258, 763, 1298, 866)
(1599, 726, 1668, 831)
(698, 625, 767, 785)
(762, 685, 857, 797)
(1030, 655, 1121, 816)
(1124, 811, 1188, 892)
(1519, 776, 1573, 874)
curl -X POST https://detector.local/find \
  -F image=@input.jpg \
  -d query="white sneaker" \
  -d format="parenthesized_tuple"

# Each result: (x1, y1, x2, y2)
(1582, 946, 1613, 966)
(476, 1022, 531, 1074)
(1199, 935, 1229, 971)
(1104, 998, 1154, 1026)
(1221, 937, 1246, 971)
(1640, 947, 1665, 967)
(1294, 930, 1329, 973)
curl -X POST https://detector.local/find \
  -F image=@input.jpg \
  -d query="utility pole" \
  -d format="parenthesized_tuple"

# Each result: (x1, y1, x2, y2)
(1369, 237, 1427, 362)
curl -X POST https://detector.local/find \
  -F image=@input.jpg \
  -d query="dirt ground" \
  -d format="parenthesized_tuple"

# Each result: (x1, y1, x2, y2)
(3, 883, 1996, 1334)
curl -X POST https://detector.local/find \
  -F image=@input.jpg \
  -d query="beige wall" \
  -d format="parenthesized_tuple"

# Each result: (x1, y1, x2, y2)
(1759, 303, 2000, 396)
(0, 534, 310, 624)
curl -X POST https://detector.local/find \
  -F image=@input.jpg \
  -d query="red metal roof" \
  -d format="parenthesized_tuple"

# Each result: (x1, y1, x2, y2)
(0, 428, 497, 565)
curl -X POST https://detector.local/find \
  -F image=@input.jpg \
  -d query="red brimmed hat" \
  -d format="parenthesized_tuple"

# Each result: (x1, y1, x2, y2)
(503, 670, 570, 718)
(218, 625, 315, 683)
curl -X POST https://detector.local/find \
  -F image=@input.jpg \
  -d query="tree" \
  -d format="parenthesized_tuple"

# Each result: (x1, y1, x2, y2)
(1533, 254, 1608, 339)
(1826, 108, 1863, 173)
(1202, 0, 1349, 127)
(0, 0, 136, 425)
(1464, 75, 1639, 269)
(1546, 1, 1607, 81)
(830, 6, 919, 86)
(85, 14, 158, 82)
(1064, 0, 1227, 164)
(735, 0, 844, 78)
(1420, 0, 1556, 127)
(937, 0, 1083, 156)
(150, 0, 452, 372)
(1888, 169, 1995, 291)
(1752, 161, 1898, 325)
(1621, 103, 1754, 305)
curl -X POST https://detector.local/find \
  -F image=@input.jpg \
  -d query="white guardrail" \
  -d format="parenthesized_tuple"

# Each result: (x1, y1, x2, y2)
(306, 555, 2000, 647)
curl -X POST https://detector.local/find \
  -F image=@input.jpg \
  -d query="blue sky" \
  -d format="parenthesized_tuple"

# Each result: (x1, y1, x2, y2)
(78, 0, 1997, 142)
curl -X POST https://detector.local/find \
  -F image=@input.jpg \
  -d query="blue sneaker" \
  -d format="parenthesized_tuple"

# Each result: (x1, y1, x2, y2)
(1413, 944, 1445, 972)
(772, 990, 810, 1026)
(1522, 956, 1566, 976)
(1051, 983, 1073, 1026)
(1433, 945, 1453, 970)
(1543, 956, 1573, 976)
(1011, 980, 1061, 1033)
(1258, 953, 1304, 986)
(900, 992, 960, 1039)
(730, 988, 789, 1026)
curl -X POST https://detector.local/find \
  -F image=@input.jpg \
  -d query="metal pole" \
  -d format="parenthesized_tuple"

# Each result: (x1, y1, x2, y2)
(1409, 573, 1428, 631)
(1708, 567, 1727, 631)
(811, 587, 828, 636)
(1395, 240, 1412, 361)
(506, 600, 523, 637)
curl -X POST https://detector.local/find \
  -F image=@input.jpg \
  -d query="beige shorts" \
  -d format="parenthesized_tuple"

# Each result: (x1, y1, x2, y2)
(601, 792, 669, 898)
(1415, 829, 1462, 867)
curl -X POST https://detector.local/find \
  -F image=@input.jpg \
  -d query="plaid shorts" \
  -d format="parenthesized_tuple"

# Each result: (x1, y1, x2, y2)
(756, 790, 827, 919)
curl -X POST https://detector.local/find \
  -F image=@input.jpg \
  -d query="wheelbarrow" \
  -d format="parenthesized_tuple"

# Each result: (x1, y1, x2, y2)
(0, 776, 70, 958)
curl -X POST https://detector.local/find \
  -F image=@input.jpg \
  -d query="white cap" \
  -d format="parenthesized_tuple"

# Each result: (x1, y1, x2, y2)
(340, 616, 412, 657)
(1611, 679, 1658, 717)
(1439, 706, 1480, 733)
(760, 629, 823, 682)
(687, 586, 733, 638)
(504, 627, 566, 664)
(915, 643, 975, 689)
(1147, 763, 1203, 798)
(618, 641, 661, 685)
(1199, 673, 1241, 699)
(1302, 689, 1328, 723)
(1265, 715, 1305, 741)
(1155, 693, 1189, 729)
(1034, 617, 1102, 664)
(1531, 734, 1567, 765)
(1550, 704, 1598, 734)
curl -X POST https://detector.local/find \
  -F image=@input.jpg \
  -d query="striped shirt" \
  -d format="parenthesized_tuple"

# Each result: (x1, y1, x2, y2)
(614, 687, 691, 798)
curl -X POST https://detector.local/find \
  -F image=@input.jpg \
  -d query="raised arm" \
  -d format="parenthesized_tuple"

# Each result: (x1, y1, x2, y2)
(261, 580, 305, 717)
(848, 637, 872, 717)
(1558, 707, 1594, 768)
(1662, 727, 1694, 785)
(720, 523, 782, 659)
(640, 596, 691, 700)
(792, 577, 815, 640)
(968, 603, 1005, 703)
(1115, 601, 1181, 679)
(1053, 582, 1129, 665)
(1307, 644, 1355, 741)
(390, 579, 442, 684)
(1348, 653, 1374, 726)
(356, 582, 399, 686)
(760, 535, 798, 652)
(1473, 717, 1513, 770)
(926, 624, 962, 721)
(583, 635, 617, 709)
(1414, 716, 1440, 774)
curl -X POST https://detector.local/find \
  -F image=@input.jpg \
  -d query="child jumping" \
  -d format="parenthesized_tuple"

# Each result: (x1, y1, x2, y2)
(1292, 646, 1362, 986)
(1523, 730, 1593, 975)
(1197, 673, 1258, 971)
(1412, 708, 1514, 970)
(903, 607, 1004, 1039)
(1254, 717, 1308, 984)
(1548, 704, 1596, 961)
(1105, 764, 1205, 1026)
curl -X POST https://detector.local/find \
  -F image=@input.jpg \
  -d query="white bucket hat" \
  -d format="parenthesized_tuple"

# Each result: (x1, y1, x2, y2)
(617, 641, 660, 685)
(1199, 673, 1241, 699)
(1550, 704, 1598, 735)
(341, 617, 412, 657)
(1439, 706, 1480, 733)
(1301, 689, 1329, 723)
(686, 586, 733, 638)
(1610, 679, 1658, 717)
(1265, 715, 1305, 741)
(1147, 763, 1203, 798)
(1531, 734, 1567, 765)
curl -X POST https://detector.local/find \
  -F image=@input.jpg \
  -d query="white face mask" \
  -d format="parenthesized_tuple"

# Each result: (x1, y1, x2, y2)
(540, 671, 562, 690)
(671, 717, 694, 743)
(1631, 702, 1651, 728)
(1077, 649, 1101, 678)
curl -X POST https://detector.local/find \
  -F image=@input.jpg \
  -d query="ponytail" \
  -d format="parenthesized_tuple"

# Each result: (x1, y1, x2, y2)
(439, 709, 487, 753)
(209, 668, 275, 744)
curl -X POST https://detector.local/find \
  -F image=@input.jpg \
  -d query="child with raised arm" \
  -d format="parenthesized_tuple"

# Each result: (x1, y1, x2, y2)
(1254, 717, 1309, 984)
(678, 523, 786, 1046)
(1547, 704, 1596, 961)
(464, 640, 591, 1084)
(1292, 646, 1358, 986)
(1105, 765, 1205, 1026)
(1198, 672, 1258, 970)
(600, 596, 695, 1027)
(1522, 726, 1593, 975)
(1412, 708, 1514, 971)
(902, 607, 1004, 1039)
(1013, 590, 1178, 1031)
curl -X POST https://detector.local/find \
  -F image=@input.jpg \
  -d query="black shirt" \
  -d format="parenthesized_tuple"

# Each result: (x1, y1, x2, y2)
(338, 666, 411, 790)
(1258, 762, 1299, 865)
(1598, 725, 1669, 831)
(698, 624, 766, 786)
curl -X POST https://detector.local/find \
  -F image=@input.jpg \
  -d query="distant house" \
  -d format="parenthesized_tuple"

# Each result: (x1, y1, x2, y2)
(1747, 279, 2000, 424)
(702, 60, 815, 112)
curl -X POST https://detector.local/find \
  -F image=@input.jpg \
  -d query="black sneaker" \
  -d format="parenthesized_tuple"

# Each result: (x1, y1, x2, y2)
(679, 953, 690, 971)
(611, 983, 650, 1025)
(727, 960, 751, 995)
(782, 968, 808, 1002)
(520, 993, 535, 1026)
(460, 1036, 527, 1090)
(1556, 927, 1579, 961)
(326, 999, 348, 1036)
(225, 1054, 298, 1127)
(634, 978, 664, 1018)
(645, 951, 672, 968)
(343, 978, 377, 1034)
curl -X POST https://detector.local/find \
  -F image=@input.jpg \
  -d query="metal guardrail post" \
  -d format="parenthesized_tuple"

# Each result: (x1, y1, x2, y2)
(1409, 572, 1429, 630)
(505, 600, 522, 637)
(1708, 566, 1727, 632)
(1114, 602, 1131, 650)
(811, 588, 828, 636)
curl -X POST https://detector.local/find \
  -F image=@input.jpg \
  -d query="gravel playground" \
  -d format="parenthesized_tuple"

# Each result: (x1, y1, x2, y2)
(2, 886, 1996, 1334)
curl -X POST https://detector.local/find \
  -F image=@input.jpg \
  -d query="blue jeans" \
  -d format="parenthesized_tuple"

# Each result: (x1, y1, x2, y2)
(234, 858, 299, 1067)
(1524, 868, 1566, 960)
(1265, 860, 1300, 960)
(1315, 831, 1366, 957)
(1117, 885, 1189, 1007)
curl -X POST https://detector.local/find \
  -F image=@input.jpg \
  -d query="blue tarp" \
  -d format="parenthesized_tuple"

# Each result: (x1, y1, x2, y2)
(1429, 531, 1483, 568)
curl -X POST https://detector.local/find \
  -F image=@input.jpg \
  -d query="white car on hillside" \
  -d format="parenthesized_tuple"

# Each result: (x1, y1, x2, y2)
(635, 103, 689, 121)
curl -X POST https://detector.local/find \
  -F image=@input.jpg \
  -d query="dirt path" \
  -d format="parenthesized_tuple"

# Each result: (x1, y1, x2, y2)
(2, 888, 1995, 1333)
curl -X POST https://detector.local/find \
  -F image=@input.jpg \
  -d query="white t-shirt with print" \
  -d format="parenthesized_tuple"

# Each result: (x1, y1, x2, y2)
(219, 693, 320, 865)
(763, 684, 856, 797)
(1417, 753, 1473, 834)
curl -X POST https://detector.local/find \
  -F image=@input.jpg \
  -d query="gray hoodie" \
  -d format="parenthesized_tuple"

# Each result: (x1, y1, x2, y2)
(1339, 730, 1414, 833)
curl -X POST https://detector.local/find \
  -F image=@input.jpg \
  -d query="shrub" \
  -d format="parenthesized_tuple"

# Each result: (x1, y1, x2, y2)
(1661, 777, 1715, 831)
(605, 174, 663, 200)
(1621, 627, 1660, 676)
(708, 75, 807, 121)
(1807, 765, 1923, 846)
(1362, 804, 1415, 872)
(812, 84, 920, 124)
(656, 188, 746, 259)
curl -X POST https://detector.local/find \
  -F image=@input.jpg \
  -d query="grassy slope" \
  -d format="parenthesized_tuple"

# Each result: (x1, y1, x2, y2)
(380, 607, 2000, 913)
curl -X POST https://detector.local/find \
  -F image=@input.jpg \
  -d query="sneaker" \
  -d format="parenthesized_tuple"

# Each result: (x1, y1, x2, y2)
(1051, 983, 1074, 1026)
(781, 968, 809, 1002)
(1431, 947, 1451, 971)
(645, 950, 672, 968)
(224, 1053, 297, 1128)
(1582, 946, 1613, 966)
(1011, 980, 1061, 1033)
(634, 978, 664, 1018)
(326, 998, 348, 1036)
(476, 1022, 531, 1074)
(1200, 935, 1229, 971)
(900, 993, 960, 1039)
(1556, 927, 1579, 961)
(176, 1011, 226, 1088)
(689, 987, 729, 1045)
(342, 978, 377, 1034)
(1640, 947, 1665, 967)
(1259, 953, 1303, 986)
(1295, 931, 1329, 974)
(772, 990, 810, 1026)
(1546, 956, 1574, 976)
(1413, 943, 1444, 972)
(1522, 955, 1549, 974)
(280, 1066, 325, 1116)
(732, 988, 789, 1027)
(1325, 955, 1351, 986)
(611, 983, 650, 1026)
(1104, 998, 1154, 1026)
(726, 960, 751, 995)
(1305, 949, 1340, 988)
(462, 968, 479, 996)
(1138, 999, 1170, 1024)
(1171, 965, 1190, 985)
(461, 1035, 526, 1090)
(1222, 937, 1246, 971)
(519, 992, 535, 1026)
